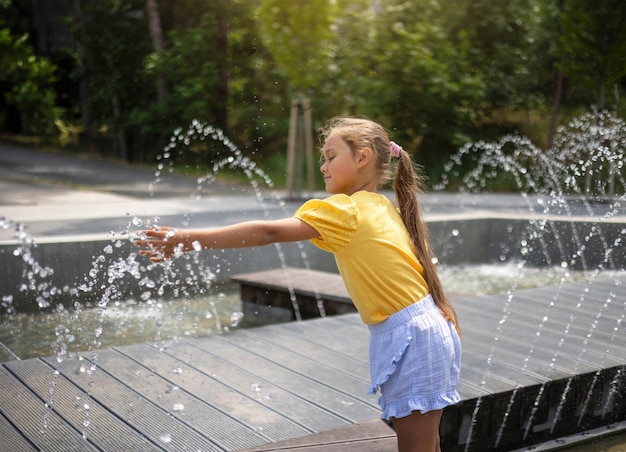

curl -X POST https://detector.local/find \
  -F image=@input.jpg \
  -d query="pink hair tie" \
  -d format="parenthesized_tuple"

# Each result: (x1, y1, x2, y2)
(390, 141, 403, 158)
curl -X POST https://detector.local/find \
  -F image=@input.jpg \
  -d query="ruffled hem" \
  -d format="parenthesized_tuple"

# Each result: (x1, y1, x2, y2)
(367, 330, 412, 396)
(379, 390, 461, 420)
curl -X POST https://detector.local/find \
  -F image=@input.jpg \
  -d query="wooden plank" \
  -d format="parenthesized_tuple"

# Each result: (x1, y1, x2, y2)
(232, 268, 351, 303)
(239, 419, 397, 452)
(234, 268, 356, 321)
(43, 352, 215, 451)
(457, 293, 626, 364)
(232, 268, 349, 299)
(242, 324, 371, 382)
(86, 347, 271, 450)
(38, 351, 228, 452)
(185, 333, 381, 422)
(263, 315, 370, 363)
(462, 318, 618, 371)
(524, 283, 624, 317)
(462, 335, 599, 379)
(0, 413, 37, 452)
(218, 328, 376, 407)
(116, 342, 315, 444)
(505, 294, 623, 342)
(0, 360, 108, 452)
(329, 283, 619, 390)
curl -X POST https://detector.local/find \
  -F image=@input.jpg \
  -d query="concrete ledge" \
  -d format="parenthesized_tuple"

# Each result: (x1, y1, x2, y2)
(2, 216, 625, 312)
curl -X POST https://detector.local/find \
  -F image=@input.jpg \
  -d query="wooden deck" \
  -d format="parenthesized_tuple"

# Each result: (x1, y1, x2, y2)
(1, 268, 625, 451)
(232, 268, 355, 322)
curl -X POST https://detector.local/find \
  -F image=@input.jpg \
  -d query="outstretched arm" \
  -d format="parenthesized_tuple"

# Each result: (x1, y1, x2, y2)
(134, 217, 319, 262)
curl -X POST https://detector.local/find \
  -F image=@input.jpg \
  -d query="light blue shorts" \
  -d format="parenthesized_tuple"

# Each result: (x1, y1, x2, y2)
(367, 294, 461, 420)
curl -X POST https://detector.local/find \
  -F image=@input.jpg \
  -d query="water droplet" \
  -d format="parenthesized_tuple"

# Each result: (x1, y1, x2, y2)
(172, 403, 184, 412)
(230, 312, 244, 327)
(159, 432, 172, 443)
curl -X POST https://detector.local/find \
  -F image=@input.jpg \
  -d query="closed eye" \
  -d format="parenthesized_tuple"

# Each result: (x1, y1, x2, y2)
(321, 149, 335, 164)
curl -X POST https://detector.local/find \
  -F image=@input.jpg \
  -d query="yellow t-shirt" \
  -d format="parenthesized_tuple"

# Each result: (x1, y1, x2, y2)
(294, 191, 430, 324)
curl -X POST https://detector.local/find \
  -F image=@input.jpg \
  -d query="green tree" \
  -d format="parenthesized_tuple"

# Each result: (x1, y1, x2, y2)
(559, 0, 626, 110)
(138, 1, 229, 133)
(316, 0, 376, 115)
(0, 22, 61, 137)
(133, 0, 285, 166)
(71, 0, 152, 161)
(226, 2, 289, 158)
(257, 0, 335, 94)
(458, 0, 542, 112)
(361, 0, 485, 175)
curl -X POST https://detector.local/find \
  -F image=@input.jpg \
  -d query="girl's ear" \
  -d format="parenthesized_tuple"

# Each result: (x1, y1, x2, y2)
(356, 147, 373, 167)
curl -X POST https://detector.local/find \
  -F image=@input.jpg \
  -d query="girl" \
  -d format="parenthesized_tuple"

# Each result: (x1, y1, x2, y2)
(135, 116, 461, 451)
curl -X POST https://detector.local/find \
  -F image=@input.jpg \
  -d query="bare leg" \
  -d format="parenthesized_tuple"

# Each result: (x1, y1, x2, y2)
(392, 409, 443, 452)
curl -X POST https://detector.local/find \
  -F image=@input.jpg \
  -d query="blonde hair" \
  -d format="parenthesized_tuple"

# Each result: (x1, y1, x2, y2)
(319, 116, 460, 334)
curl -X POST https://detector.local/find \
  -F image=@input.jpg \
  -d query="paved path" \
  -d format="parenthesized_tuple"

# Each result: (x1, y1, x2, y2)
(3, 140, 626, 245)
(0, 141, 272, 242)
(0, 140, 253, 203)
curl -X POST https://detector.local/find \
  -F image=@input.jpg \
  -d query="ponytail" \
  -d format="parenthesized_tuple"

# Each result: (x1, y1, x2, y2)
(394, 152, 461, 336)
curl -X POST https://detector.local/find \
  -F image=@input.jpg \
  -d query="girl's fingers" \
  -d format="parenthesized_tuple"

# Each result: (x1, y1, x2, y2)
(136, 247, 166, 262)
(133, 227, 178, 262)
(139, 227, 176, 241)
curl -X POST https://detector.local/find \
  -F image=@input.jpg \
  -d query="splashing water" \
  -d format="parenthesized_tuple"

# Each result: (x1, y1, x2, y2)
(0, 120, 332, 438)
(1, 120, 333, 364)
(435, 110, 626, 449)
(2, 113, 625, 449)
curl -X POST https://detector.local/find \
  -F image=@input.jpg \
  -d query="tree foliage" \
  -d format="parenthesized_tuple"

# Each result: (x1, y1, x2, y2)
(257, 0, 336, 93)
(364, 1, 486, 170)
(0, 0, 624, 185)
(559, 0, 626, 109)
(0, 22, 60, 136)
(70, 0, 153, 160)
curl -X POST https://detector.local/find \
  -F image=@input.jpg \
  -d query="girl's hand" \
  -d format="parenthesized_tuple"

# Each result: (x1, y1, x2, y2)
(134, 226, 186, 262)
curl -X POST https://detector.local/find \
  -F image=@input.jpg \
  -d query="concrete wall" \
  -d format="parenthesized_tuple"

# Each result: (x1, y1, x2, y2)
(1, 218, 624, 312)
(429, 218, 625, 269)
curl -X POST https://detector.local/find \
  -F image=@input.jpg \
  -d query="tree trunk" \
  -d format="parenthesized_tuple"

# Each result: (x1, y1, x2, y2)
(285, 94, 314, 199)
(597, 80, 605, 112)
(72, 0, 96, 154)
(145, 0, 167, 103)
(546, 68, 564, 150)
(214, 12, 228, 132)
(104, 52, 128, 161)
(111, 94, 128, 161)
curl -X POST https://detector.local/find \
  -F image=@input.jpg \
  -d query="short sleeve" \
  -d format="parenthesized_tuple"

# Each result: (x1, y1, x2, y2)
(294, 195, 358, 253)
